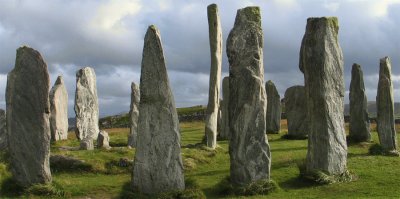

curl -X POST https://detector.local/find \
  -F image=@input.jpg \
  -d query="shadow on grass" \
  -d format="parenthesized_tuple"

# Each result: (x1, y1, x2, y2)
(279, 176, 320, 190)
(270, 146, 307, 153)
(0, 177, 24, 198)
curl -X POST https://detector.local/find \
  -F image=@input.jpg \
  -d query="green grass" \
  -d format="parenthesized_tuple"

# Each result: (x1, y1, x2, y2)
(1, 121, 400, 198)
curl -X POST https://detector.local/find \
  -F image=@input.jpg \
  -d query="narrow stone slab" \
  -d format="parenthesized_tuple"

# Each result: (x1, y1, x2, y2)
(377, 57, 398, 153)
(349, 63, 371, 142)
(299, 17, 347, 175)
(205, 3, 222, 149)
(0, 109, 7, 150)
(284, 86, 308, 139)
(74, 67, 99, 141)
(132, 25, 185, 194)
(49, 76, 69, 141)
(128, 82, 140, 148)
(265, 80, 281, 134)
(97, 130, 110, 149)
(227, 6, 271, 186)
(220, 76, 230, 140)
(6, 46, 52, 187)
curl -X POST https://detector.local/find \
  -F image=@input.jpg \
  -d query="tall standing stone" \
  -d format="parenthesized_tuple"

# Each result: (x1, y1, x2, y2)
(128, 82, 140, 148)
(300, 17, 347, 175)
(6, 46, 52, 187)
(227, 7, 271, 186)
(220, 76, 230, 139)
(265, 80, 281, 134)
(132, 25, 185, 194)
(376, 57, 398, 154)
(49, 76, 69, 141)
(349, 64, 371, 142)
(205, 4, 222, 149)
(74, 67, 99, 142)
(284, 86, 308, 139)
(0, 109, 7, 150)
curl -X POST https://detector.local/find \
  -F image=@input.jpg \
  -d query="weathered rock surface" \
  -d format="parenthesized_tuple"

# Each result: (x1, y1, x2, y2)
(284, 86, 308, 138)
(132, 25, 185, 194)
(6, 46, 52, 187)
(74, 67, 99, 141)
(49, 76, 69, 141)
(220, 76, 230, 140)
(0, 109, 6, 150)
(265, 80, 281, 134)
(349, 64, 371, 142)
(97, 130, 110, 149)
(128, 82, 140, 148)
(376, 57, 398, 153)
(227, 7, 271, 186)
(80, 138, 94, 150)
(299, 17, 347, 175)
(205, 4, 222, 149)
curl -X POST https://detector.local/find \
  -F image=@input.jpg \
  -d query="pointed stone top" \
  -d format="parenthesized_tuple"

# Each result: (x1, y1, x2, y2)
(55, 76, 64, 85)
(379, 56, 392, 79)
(352, 63, 361, 69)
(235, 6, 261, 26)
(380, 56, 390, 65)
(207, 4, 218, 12)
(76, 67, 95, 76)
(131, 82, 139, 90)
(15, 46, 46, 71)
(266, 80, 274, 85)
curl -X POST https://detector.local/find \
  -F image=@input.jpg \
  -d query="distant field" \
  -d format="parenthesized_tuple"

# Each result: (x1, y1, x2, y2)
(1, 120, 400, 198)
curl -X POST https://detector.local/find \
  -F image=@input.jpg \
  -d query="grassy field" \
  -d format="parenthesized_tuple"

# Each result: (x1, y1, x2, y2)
(1, 120, 400, 198)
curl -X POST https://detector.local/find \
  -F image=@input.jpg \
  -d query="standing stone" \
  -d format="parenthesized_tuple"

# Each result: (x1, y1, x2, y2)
(376, 57, 398, 154)
(227, 7, 271, 186)
(265, 80, 281, 134)
(74, 67, 99, 142)
(217, 101, 222, 135)
(97, 130, 110, 149)
(205, 4, 222, 149)
(220, 76, 230, 140)
(284, 86, 308, 139)
(49, 76, 69, 141)
(0, 109, 7, 150)
(300, 17, 347, 175)
(132, 25, 185, 194)
(349, 64, 371, 142)
(6, 46, 52, 187)
(128, 82, 140, 148)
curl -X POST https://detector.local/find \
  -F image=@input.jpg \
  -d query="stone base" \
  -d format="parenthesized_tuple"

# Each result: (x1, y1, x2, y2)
(216, 177, 279, 196)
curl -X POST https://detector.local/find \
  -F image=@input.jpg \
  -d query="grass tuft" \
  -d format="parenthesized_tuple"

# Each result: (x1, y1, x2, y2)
(298, 160, 356, 184)
(369, 144, 400, 156)
(26, 182, 69, 197)
(215, 176, 279, 196)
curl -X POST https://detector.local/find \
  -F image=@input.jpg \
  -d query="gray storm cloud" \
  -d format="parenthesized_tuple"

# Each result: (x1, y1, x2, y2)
(0, 0, 399, 117)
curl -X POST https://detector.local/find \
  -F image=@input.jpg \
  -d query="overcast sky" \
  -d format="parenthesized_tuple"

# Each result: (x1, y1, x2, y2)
(0, 0, 399, 117)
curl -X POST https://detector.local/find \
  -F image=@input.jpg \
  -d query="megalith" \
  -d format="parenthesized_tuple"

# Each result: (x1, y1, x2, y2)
(349, 63, 371, 142)
(265, 80, 281, 134)
(227, 7, 271, 186)
(6, 46, 52, 187)
(300, 17, 347, 175)
(205, 4, 222, 149)
(97, 130, 110, 149)
(376, 57, 398, 154)
(132, 25, 185, 194)
(0, 109, 7, 150)
(128, 82, 140, 148)
(220, 76, 230, 139)
(284, 86, 308, 139)
(74, 67, 99, 142)
(49, 76, 69, 141)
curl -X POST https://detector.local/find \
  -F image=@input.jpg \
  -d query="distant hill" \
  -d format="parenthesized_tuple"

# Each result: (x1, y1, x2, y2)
(344, 101, 400, 118)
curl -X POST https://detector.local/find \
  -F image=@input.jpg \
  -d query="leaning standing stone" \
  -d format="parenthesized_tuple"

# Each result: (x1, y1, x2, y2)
(220, 76, 230, 140)
(300, 17, 347, 175)
(265, 80, 281, 134)
(284, 86, 308, 139)
(49, 76, 69, 141)
(0, 109, 6, 150)
(205, 3, 222, 149)
(132, 25, 185, 194)
(349, 63, 371, 142)
(376, 57, 398, 154)
(227, 7, 271, 186)
(128, 82, 140, 148)
(74, 67, 99, 141)
(97, 130, 110, 149)
(6, 46, 52, 187)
